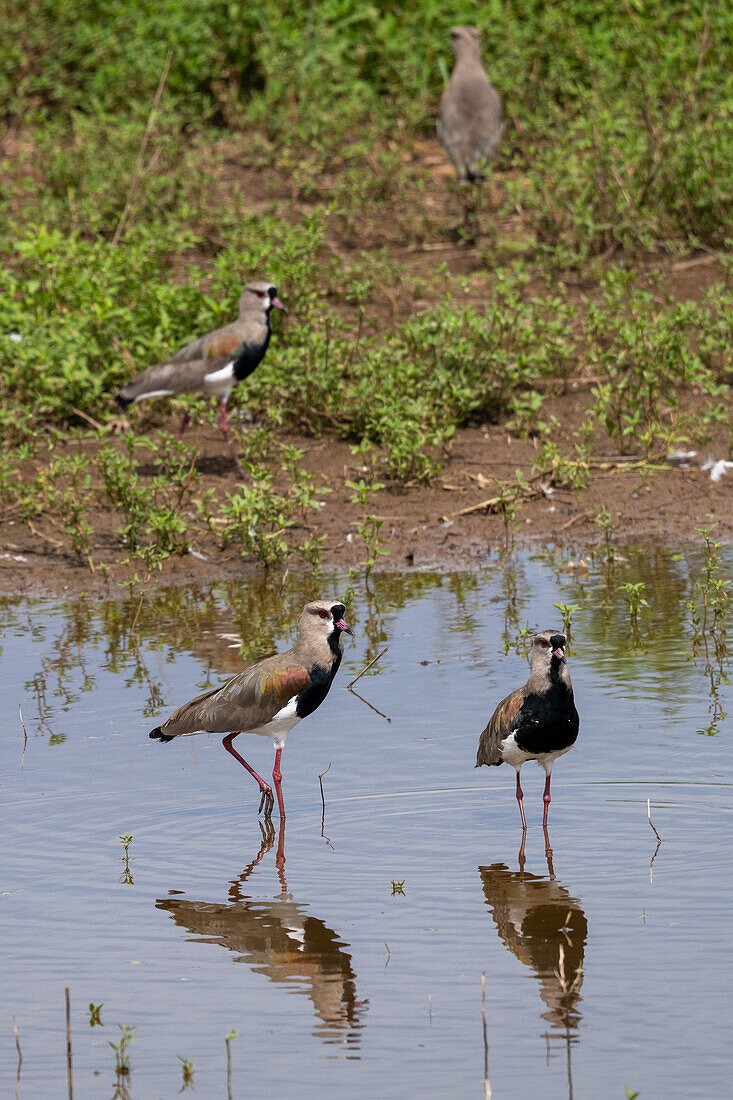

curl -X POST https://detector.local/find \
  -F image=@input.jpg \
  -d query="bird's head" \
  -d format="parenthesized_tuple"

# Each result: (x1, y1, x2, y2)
(530, 630, 567, 668)
(449, 25, 482, 59)
(300, 600, 355, 648)
(240, 280, 287, 317)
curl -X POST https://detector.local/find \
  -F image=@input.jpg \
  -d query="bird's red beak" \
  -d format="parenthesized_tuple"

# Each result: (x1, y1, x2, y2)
(271, 297, 287, 313)
(336, 618, 354, 636)
(553, 646, 565, 659)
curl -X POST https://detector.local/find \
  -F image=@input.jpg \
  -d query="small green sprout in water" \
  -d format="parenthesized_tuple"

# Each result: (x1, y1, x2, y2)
(553, 602, 580, 640)
(88, 1002, 103, 1027)
(594, 505, 618, 562)
(109, 1024, 135, 1076)
(618, 582, 648, 630)
(225, 1030, 236, 1100)
(178, 1056, 194, 1089)
(119, 833, 134, 886)
(391, 880, 406, 895)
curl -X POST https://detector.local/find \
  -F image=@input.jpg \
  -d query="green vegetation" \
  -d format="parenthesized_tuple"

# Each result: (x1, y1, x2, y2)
(0, 1, 731, 571)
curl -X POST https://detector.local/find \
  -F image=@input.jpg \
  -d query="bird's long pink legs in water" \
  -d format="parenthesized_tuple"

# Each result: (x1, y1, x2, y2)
(515, 769, 527, 830)
(542, 773, 552, 829)
(272, 746, 285, 821)
(222, 732, 275, 817)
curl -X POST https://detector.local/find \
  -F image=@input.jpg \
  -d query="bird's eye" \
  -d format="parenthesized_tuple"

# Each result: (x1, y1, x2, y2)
(254, 290, 265, 298)
(318, 610, 329, 619)
(540, 640, 549, 648)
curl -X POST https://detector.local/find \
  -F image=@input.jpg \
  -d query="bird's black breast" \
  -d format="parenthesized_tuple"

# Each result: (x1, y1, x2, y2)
(232, 330, 270, 381)
(514, 684, 579, 755)
(295, 653, 342, 719)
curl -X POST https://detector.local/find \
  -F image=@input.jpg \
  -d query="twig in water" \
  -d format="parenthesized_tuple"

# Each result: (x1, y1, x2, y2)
(649, 838, 662, 886)
(347, 645, 388, 689)
(318, 761, 332, 840)
(112, 49, 173, 245)
(384, 942, 391, 968)
(347, 685, 391, 722)
(13, 1015, 22, 1098)
(129, 595, 144, 638)
(19, 703, 28, 770)
(65, 986, 74, 1100)
(647, 798, 662, 842)
(482, 972, 491, 1099)
(225, 1030, 236, 1100)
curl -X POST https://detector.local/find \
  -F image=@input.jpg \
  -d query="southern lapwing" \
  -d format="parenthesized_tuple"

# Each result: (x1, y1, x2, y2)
(157, 820, 365, 1047)
(149, 600, 353, 818)
(476, 631, 579, 828)
(117, 280, 286, 440)
(437, 25, 504, 239)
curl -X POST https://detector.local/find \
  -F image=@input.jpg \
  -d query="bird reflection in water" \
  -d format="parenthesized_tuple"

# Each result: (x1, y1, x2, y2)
(156, 820, 366, 1053)
(479, 829, 586, 1099)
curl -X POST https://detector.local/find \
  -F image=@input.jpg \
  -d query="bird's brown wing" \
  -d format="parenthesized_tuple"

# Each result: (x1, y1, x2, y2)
(476, 686, 525, 767)
(117, 357, 212, 401)
(156, 657, 312, 738)
(170, 323, 243, 367)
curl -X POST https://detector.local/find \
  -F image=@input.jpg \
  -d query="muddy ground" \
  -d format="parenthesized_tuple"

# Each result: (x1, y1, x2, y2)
(2, 398, 730, 598)
(1, 147, 730, 598)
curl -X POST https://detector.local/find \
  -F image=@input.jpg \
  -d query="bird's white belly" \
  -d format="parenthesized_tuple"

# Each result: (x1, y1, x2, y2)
(134, 388, 173, 402)
(500, 731, 573, 773)
(250, 697, 301, 748)
(203, 361, 235, 400)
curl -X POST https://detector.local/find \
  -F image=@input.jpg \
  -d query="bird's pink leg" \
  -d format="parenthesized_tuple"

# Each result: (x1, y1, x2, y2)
(222, 732, 274, 817)
(515, 769, 527, 830)
(542, 772, 552, 829)
(178, 409, 191, 439)
(272, 746, 285, 821)
(275, 817, 287, 893)
(218, 399, 229, 441)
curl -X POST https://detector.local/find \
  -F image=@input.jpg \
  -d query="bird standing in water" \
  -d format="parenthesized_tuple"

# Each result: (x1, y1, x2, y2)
(117, 280, 286, 440)
(476, 631, 579, 828)
(149, 600, 353, 818)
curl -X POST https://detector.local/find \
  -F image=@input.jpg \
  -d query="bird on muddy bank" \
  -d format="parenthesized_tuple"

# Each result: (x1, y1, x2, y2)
(116, 280, 286, 440)
(437, 25, 504, 241)
(476, 631, 579, 828)
(149, 600, 353, 818)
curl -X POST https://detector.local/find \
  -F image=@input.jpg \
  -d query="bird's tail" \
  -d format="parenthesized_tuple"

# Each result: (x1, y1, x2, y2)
(116, 392, 133, 409)
(149, 726, 175, 743)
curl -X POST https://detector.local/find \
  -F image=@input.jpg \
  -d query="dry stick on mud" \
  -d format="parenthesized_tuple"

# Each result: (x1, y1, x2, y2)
(112, 48, 172, 246)
(18, 703, 28, 770)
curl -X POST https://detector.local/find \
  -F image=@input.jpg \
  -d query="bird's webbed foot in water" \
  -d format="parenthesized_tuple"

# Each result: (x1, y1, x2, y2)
(258, 783, 275, 818)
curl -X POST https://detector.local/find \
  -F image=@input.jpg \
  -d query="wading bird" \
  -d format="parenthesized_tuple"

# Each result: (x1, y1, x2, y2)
(476, 631, 579, 828)
(437, 25, 504, 241)
(149, 600, 353, 818)
(117, 280, 286, 440)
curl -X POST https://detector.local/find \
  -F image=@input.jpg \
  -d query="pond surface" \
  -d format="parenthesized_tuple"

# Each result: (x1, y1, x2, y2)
(1, 547, 731, 1099)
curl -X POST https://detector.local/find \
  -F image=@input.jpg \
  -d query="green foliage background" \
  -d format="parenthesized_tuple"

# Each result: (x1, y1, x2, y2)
(0, 0, 731, 479)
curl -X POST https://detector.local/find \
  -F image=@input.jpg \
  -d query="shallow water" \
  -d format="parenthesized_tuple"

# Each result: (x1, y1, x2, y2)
(1, 547, 731, 1098)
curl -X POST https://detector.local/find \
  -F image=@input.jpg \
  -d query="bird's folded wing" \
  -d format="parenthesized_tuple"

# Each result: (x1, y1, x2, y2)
(119, 357, 212, 400)
(476, 686, 525, 766)
(170, 325, 242, 366)
(159, 662, 312, 736)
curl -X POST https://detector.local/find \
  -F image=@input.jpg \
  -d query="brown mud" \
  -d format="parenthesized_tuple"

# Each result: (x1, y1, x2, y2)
(2, 402, 730, 599)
